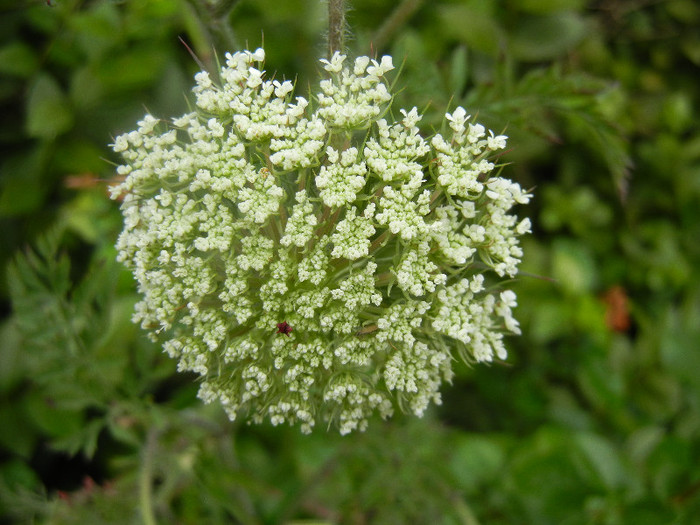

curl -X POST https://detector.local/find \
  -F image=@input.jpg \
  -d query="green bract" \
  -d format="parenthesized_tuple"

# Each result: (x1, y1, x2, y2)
(111, 48, 531, 434)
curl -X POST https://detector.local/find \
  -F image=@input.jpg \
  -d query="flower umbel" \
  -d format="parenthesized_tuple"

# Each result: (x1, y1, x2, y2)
(111, 48, 531, 435)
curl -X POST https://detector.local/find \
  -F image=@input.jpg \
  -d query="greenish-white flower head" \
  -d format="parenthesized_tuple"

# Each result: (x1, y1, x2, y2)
(111, 48, 531, 435)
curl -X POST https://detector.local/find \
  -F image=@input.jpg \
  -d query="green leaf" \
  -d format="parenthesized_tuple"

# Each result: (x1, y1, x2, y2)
(551, 238, 597, 295)
(68, 0, 122, 62)
(95, 46, 170, 93)
(0, 42, 39, 78)
(509, 12, 588, 61)
(681, 34, 700, 65)
(564, 107, 633, 199)
(659, 298, 700, 391)
(105, 410, 142, 448)
(0, 320, 24, 391)
(0, 400, 40, 458)
(51, 418, 105, 459)
(437, 5, 503, 56)
(60, 192, 111, 244)
(25, 73, 74, 139)
(517, 0, 587, 14)
(527, 297, 572, 343)
(448, 433, 506, 491)
(0, 459, 42, 493)
(25, 390, 84, 440)
(0, 145, 50, 217)
(448, 46, 469, 98)
(547, 387, 594, 430)
(69, 66, 104, 110)
(576, 356, 625, 416)
(626, 426, 665, 466)
(509, 427, 590, 522)
(662, 92, 693, 134)
(667, 0, 700, 23)
(53, 138, 106, 175)
(647, 436, 692, 499)
(7, 228, 129, 415)
(574, 432, 627, 490)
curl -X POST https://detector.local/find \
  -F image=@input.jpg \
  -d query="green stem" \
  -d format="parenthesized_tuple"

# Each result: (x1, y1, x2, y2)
(140, 429, 158, 525)
(184, 0, 240, 70)
(371, 0, 425, 53)
(328, 0, 346, 57)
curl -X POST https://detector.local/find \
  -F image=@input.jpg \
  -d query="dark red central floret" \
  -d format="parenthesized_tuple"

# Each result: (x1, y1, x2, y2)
(276, 321, 293, 336)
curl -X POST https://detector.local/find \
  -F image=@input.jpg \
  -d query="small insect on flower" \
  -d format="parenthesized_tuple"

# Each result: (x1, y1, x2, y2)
(276, 321, 293, 336)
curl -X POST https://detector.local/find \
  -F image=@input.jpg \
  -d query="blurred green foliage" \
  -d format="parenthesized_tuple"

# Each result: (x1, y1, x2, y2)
(1, 0, 699, 523)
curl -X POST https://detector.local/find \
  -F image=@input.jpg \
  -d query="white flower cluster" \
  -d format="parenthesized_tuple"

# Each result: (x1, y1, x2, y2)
(111, 48, 531, 435)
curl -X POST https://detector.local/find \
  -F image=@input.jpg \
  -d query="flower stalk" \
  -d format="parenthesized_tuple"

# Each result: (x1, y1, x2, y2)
(328, 0, 346, 57)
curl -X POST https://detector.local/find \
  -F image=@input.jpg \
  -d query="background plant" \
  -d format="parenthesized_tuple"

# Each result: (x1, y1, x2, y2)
(1, 0, 699, 523)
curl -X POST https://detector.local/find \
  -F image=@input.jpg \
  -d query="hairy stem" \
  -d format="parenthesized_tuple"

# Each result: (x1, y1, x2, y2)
(328, 0, 346, 57)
